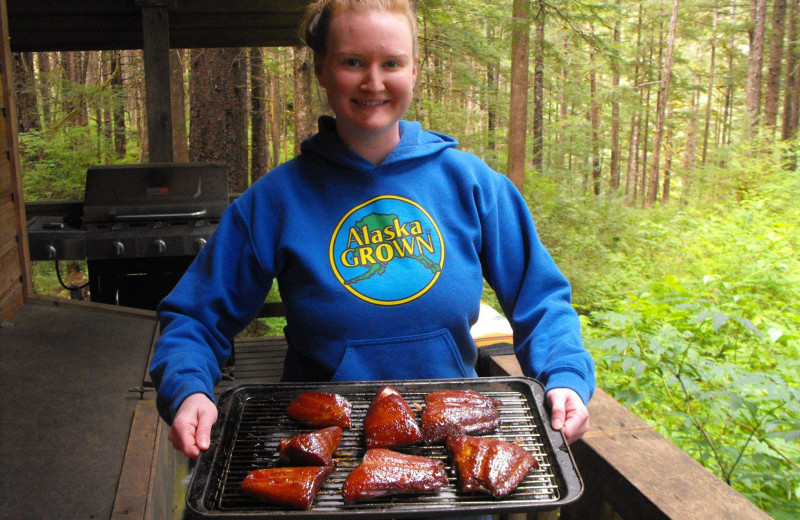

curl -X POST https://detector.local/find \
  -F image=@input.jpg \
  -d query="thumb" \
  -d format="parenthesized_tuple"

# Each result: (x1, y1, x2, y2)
(548, 394, 566, 431)
(195, 407, 217, 451)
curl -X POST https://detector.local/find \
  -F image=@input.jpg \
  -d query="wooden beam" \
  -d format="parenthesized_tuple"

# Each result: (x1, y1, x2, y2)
(139, 4, 174, 163)
(6, 0, 309, 52)
(0, 0, 32, 311)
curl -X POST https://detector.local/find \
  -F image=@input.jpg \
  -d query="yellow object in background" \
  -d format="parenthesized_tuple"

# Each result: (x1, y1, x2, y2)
(470, 303, 513, 347)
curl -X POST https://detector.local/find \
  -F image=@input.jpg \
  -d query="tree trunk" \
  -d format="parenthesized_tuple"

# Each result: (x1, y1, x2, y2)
(100, 51, 113, 159)
(110, 50, 127, 159)
(250, 47, 268, 182)
(646, 1, 679, 206)
(626, 5, 644, 203)
(13, 52, 39, 133)
(189, 48, 248, 194)
(638, 36, 655, 205)
(663, 105, 674, 203)
(702, 9, 717, 165)
(170, 49, 189, 162)
(684, 87, 699, 198)
(531, 3, 545, 173)
(37, 52, 52, 129)
(782, 0, 800, 140)
(268, 49, 282, 170)
(764, 0, 788, 135)
(554, 31, 568, 174)
(745, 0, 768, 133)
(507, 0, 531, 192)
(610, 1, 622, 191)
(486, 24, 498, 152)
(59, 51, 77, 125)
(721, 3, 738, 162)
(293, 46, 315, 156)
(589, 24, 601, 196)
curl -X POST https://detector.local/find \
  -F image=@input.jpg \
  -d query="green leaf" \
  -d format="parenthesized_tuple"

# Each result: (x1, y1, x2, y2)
(728, 393, 743, 412)
(744, 399, 759, 417)
(733, 316, 765, 338)
(712, 312, 729, 332)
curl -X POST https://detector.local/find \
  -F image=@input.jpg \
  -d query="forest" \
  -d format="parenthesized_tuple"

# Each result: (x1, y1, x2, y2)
(11, 0, 800, 518)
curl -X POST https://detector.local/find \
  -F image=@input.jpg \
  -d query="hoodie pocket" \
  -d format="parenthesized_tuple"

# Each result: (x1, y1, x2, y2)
(331, 328, 471, 381)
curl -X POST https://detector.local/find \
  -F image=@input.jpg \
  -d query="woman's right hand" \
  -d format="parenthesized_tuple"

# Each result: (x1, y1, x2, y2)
(168, 393, 218, 460)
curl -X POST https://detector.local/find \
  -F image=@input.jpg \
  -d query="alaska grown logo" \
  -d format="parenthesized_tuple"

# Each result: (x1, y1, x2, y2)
(329, 195, 445, 305)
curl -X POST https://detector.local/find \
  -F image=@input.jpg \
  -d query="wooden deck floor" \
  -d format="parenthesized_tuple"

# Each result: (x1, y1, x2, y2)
(215, 335, 288, 395)
(0, 297, 158, 520)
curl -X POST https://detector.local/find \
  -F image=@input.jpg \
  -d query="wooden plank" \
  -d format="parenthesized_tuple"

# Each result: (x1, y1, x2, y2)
(0, 112, 7, 154)
(111, 401, 158, 519)
(0, 275, 23, 321)
(0, 239, 21, 293)
(28, 293, 157, 318)
(0, 0, 32, 304)
(145, 414, 176, 520)
(577, 428, 772, 520)
(0, 200, 16, 249)
(0, 155, 11, 194)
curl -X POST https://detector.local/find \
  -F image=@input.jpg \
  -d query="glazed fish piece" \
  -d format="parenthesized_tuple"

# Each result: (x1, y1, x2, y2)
(287, 392, 352, 428)
(421, 389, 502, 443)
(446, 435, 538, 498)
(240, 466, 334, 510)
(279, 426, 343, 466)
(342, 448, 448, 504)
(364, 385, 423, 449)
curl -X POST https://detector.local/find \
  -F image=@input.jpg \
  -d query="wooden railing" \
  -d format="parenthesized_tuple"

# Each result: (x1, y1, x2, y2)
(486, 354, 773, 520)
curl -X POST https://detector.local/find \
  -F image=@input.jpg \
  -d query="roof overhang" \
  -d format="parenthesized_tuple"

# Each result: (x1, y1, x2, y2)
(6, 0, 311, 52)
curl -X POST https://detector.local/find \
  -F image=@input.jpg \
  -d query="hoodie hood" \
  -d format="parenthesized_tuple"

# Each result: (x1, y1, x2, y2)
(300, 115, 458, 173)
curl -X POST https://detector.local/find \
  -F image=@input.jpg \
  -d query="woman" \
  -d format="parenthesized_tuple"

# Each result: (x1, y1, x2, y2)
(151, 0, 594, 461)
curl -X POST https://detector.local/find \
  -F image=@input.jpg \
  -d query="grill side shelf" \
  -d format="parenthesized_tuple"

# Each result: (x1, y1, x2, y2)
(186, 377, 584, 519)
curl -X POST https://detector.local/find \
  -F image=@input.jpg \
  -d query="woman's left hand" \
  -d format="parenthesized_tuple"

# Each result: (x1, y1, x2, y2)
(546, 388, 590, 444)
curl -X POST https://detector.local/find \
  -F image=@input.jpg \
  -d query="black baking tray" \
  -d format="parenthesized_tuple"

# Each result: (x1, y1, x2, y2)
(186, 377, 583, 518)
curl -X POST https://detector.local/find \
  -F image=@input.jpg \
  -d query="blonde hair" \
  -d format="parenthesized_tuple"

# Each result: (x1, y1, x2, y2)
(300, 0, 419, 58)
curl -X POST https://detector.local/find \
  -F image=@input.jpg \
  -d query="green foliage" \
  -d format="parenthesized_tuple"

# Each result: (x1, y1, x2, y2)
(574, 151, 800, 518)
(20, 124, 140, 201)
(20, 126, 97, 201)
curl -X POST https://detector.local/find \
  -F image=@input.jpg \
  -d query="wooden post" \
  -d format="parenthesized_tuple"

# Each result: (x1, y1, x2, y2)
(137, 0, 176, 163)
(0, 0, 33, 318)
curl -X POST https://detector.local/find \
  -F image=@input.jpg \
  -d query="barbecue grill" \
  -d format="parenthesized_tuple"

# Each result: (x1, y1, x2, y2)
(187, 377, 583, 519)
(26, 162, 229, 310)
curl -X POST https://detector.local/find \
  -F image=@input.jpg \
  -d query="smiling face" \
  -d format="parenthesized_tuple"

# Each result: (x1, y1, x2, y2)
(314, 8, 417, 163)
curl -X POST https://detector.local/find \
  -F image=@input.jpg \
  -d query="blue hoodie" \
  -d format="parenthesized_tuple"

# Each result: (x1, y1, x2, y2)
(150, 116, 595, 423)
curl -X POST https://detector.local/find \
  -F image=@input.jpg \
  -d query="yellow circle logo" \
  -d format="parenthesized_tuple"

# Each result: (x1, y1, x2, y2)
(329, 196, 445, 305)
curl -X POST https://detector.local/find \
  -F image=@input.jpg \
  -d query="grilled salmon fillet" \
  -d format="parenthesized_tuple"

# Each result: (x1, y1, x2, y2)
(241, 466, 334, 510)
(446, 434, 538, 498)
(279, 426, 343, 466)
(421, 389, 502, 443)
(364, 385, 423, 449)
(287, 392, 352, 428)
(342, 448, 448, 504)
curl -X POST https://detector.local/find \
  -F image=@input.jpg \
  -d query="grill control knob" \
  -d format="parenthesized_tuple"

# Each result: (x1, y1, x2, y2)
(193, 237, 207, 253)
(113, 241, 125, 256)
(154, 239, 167, 254)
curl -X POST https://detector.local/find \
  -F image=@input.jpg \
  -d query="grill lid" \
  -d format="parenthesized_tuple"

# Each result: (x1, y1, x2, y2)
(187, 377, 583, 519)
(83, 162, 228, 224)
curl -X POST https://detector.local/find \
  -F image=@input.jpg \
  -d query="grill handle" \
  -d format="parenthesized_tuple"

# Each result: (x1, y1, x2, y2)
(108, 209, 208, 221)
